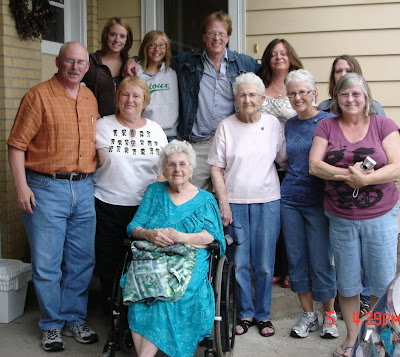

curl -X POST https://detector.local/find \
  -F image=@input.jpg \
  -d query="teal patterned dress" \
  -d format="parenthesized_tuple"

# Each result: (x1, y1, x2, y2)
(125, 181, 225, 357)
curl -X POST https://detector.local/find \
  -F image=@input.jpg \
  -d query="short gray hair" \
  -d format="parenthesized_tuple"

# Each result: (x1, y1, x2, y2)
(285, 69, 317, 92)
(331, 73, 375, 117)
(232, 72, 265, 96)
(159, 140, 196, 175)
(58, 41, 89, 61)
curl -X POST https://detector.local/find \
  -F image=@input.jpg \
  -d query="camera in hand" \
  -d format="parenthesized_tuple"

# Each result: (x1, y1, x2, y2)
(361, 156, 376, 170)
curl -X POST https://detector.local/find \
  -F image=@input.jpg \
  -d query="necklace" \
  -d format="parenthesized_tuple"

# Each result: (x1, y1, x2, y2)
(270, 84, 286, 97)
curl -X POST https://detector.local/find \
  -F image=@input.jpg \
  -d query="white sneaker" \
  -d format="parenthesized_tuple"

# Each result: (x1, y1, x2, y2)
(290, 311, 319, 338)
(42, 329, 64, 351)
(62, 322, 99, 344)
(320, 311, 339, 339)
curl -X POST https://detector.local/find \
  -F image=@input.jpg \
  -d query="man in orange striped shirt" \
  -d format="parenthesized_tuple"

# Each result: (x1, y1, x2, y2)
(7, 41, 100, 352)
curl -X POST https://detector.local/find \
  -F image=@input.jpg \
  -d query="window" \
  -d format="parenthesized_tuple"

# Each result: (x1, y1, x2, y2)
(42, 0, 65, 44)
(41, 0, 87, 55)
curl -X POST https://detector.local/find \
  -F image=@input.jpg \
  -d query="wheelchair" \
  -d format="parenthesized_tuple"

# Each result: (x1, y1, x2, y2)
(100, 239, 236, 357)
(351, 273, 400, 356)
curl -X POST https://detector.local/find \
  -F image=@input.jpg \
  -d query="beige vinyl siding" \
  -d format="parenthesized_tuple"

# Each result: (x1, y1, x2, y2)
(246, 0, 400, 124)
(97, 0, 141, 57)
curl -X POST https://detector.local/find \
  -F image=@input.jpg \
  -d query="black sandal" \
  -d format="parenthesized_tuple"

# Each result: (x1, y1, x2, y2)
(257, 320, 275, 337)
(235, 319, 255, 335)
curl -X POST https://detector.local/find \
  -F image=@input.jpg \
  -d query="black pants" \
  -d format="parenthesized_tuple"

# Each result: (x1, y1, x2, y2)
(95, 198, 138, 310)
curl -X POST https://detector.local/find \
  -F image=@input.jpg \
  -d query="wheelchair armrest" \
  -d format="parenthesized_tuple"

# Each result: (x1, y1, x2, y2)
(207, 240, 220, 253)
(123, 237, 133, 248)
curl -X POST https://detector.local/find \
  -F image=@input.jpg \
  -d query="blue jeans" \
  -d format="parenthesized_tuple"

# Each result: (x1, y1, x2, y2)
(226, 201, 280, 321)
(23, 171, 96, 330)
(325, 203, 399, 298)
(281, 204, 336, 302)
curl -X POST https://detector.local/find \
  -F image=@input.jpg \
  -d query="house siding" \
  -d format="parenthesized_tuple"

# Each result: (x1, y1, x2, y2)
(246, 0, 400, 123)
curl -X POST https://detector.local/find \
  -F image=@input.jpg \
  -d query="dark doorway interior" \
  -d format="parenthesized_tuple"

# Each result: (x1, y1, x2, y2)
(164, 0, 228, 56)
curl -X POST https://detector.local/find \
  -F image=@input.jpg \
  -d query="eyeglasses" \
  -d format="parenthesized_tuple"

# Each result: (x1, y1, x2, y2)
(165, 161, 190, 169)
(148, 44, 167, 49)
(288, 90, 312, 99)
(338, 91, 363, 99)
(62, 58, 89, 68)
(236, 93, 261, 100)
(205, 31, 228, 39)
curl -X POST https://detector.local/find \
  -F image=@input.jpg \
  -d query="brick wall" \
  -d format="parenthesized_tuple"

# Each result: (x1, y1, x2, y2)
(0, 1, 42, 260)
(86, 0, 98, 53)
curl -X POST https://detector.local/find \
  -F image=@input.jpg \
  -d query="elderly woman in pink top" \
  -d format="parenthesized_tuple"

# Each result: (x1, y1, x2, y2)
(208, 72, 287, 338)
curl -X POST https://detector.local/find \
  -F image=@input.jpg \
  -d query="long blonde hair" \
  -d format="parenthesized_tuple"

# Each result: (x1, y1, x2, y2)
(138, 30, 172, 70)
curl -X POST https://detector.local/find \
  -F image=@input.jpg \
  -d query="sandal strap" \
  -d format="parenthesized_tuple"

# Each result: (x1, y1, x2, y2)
(236, 319, 255, 333)
(257, 320, 273, 329)
(342, 345, 353, 352)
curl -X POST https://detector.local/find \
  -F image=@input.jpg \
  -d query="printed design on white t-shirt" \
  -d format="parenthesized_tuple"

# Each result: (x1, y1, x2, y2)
(107, 128, 160, 155)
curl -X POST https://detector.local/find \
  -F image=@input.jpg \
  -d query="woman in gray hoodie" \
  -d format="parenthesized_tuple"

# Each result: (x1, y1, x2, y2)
(137, 31, 179, 141)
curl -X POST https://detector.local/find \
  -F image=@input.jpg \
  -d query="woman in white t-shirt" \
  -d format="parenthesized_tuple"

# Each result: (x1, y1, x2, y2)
(93, 76, 167, 311)
(208, 72, 287, 338)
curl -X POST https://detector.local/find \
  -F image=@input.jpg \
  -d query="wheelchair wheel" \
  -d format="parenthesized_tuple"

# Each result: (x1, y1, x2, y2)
(214, 255, 236, 357)
(103, 247, 134, 353)
(100, 344, 115, 357)
(114, 269, 133, 352)
(114, 254, 134, 352)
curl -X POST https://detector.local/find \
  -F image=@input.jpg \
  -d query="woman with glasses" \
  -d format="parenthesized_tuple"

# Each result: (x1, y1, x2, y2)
(208, 72, 287, 338)
(83, 17, 133, 117)
(318, 55, 385, 117)
(318, 55, 384, 321)
(309, 73, 400, 357)
(122, 140, 225, 357)
(281, 69, 337, 340)
(93, 76, 168, 313)
(136, 30, 179, 142)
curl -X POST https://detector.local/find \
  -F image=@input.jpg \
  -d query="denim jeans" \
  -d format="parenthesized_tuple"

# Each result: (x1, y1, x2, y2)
(325, 203, 399, 298)
(281, 204, 336, 302)
(23, 171, 96, 330)
(361, 275, 370, 304)
(225, 200, 280, 321)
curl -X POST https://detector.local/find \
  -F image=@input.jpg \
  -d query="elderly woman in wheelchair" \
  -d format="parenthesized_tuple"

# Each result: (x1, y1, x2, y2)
(121, 140, 226, 357)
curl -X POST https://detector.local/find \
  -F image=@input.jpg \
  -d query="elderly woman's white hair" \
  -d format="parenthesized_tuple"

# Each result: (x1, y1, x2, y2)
(331, 73, 375, 117)
(159, 139, 197, 174)
(232, 72, 265, 96)
(285, 69, 317, 92)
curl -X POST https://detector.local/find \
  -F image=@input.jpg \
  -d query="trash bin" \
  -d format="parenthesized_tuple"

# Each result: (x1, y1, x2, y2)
(0, 259, 32, 323)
